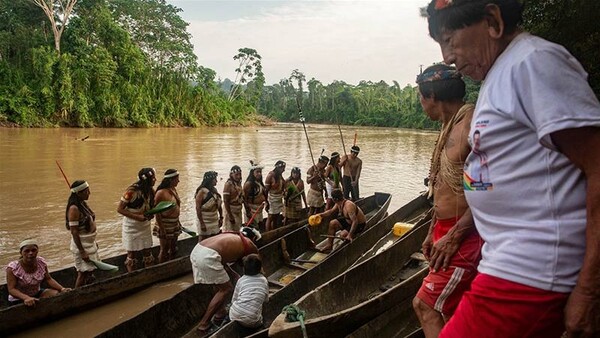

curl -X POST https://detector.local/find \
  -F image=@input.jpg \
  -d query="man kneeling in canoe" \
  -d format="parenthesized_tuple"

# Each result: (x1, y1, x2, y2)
(190, 227, 261, 336)
(316, 189, 366, 253)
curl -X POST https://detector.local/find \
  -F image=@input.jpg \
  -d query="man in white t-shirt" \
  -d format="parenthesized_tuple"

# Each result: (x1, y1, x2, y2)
(425, 1, 600, 337)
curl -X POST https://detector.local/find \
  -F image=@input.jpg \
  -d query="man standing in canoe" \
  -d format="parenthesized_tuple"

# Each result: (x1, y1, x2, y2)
(223, 165, 244, 232)
(306, 155, 328, 215)
(243, 161, 267, 229)
(315, 189, 366, 253)
(340, 145, 362, 201)
(412, 64, 482, 338)
(190, 227, 261, 336)
(264, 160, 286, 231)
(153, 169, 182, 263)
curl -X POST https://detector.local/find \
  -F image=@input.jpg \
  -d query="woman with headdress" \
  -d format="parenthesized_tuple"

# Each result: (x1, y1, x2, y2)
(117, 167, 156, 272)
(66, 180, 98, 287)
(243, 161, 267, 229)
(153, 169, 182, 263)
(324, 152, 342, 210)
(195, 171, 223, 241)
(264, 160, 286, 231)
(6, 239, 71, 306)
(223, 165, 244, 232)
(284, 167, 307, 225)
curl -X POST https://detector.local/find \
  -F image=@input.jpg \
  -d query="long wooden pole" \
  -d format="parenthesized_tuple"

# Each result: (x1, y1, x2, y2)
(338, 125, 347, 156)
(55, 160, 71, 188)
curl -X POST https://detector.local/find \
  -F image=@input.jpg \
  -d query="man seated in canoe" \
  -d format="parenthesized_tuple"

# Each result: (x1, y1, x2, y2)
(189, 227, 261, 336)
(315, 189, 366, 253)
(412, 64, 482, 337)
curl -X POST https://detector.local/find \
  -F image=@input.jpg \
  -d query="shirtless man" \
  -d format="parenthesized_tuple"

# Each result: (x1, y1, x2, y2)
(306, 155, 328, 215)
(243, 162, 267, 229)
(154, 169, 182, 263)
(315, 189, 366, 253)
(223, 165, 244, 232)
(324, 153, 342, 210)
(340, 145, 362, 201)
(190, 227, 261, 336)
(264, 160, 286, 231)
(412, 64, 482, 338)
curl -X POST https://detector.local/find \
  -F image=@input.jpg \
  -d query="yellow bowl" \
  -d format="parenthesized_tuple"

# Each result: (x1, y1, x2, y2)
(308, 215, 322, 226)
(393, 222, 413, 237)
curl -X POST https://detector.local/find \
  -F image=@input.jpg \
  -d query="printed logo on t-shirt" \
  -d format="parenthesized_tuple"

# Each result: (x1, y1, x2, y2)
(464, 125, 493, 191)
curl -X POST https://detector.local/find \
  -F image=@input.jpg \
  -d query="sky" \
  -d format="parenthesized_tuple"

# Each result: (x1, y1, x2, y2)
(168, 0, 442, 87)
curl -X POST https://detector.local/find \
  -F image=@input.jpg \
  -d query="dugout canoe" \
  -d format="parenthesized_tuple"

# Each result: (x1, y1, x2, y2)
(267, 204, 431, 338)
(0, 208, 315, 334)
(96, 192, 395, 338)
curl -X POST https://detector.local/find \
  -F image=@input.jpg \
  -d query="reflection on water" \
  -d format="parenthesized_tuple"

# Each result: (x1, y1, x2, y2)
(0, 124, 435, 282)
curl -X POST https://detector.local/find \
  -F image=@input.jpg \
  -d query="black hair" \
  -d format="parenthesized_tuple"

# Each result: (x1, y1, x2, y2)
(418, 64, 466, 101)
(135, 168, 156, 206)
(427, 0, 523, 41)
(329, 152, 340, 165)
(331, 189, 344, 201)
(156, 169, 178, 192)
(195, 171, 219, 197)
(243, 254, 262, 276)
(65, 180, 87, 230)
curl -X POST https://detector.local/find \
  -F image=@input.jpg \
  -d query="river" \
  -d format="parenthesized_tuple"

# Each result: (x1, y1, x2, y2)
(0, 123, 436, 283)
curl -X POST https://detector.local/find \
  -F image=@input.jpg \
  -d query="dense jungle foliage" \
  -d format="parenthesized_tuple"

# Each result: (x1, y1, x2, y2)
(0, 0, 598, 128)
(0, 0, 261, 127)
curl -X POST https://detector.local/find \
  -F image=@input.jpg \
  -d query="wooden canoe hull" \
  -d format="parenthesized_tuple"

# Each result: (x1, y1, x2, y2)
(91, 193, 389, 337)
(268, 203, 432, 338)
(210, 194, 431, 338)
(0, 209, 315, 334)
(97, 193, 393, 338)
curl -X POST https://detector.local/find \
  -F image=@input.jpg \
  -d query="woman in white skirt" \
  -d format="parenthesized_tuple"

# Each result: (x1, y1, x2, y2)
(117, 168, 156, 272)
(195, 171, 223, 241)
(66, 180, 98, 287)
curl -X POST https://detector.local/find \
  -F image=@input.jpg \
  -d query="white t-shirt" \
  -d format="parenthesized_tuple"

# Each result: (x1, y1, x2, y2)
(464, 33, 600, 292)
(229, 274, 269, 327)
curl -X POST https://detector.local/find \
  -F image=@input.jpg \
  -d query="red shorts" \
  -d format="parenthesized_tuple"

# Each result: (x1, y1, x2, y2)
(440, 273, 569, 338)
(416, 217, 482, 315)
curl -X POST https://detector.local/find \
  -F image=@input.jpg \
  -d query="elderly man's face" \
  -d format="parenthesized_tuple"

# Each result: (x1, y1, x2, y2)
(438, 20, 497, 81)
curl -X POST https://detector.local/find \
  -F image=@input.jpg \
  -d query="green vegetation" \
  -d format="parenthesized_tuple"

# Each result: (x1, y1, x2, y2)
(0, 0, 597, 128)
(0, 0, 261, 127)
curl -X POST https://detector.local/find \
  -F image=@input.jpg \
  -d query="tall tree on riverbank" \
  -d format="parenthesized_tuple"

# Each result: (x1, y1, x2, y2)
(228, 48, 263, 103)
(30, 0, 77, 54)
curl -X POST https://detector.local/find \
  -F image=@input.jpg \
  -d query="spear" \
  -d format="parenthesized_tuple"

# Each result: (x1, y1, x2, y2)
(338, 125, 347, 156)
(56, 160, 71, 188)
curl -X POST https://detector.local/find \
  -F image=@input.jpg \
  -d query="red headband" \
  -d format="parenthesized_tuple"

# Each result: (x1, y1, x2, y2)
(435, 0, 453, 10)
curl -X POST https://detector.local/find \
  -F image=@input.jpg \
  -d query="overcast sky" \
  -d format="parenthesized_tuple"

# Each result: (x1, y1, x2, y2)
(168, 0, 441, 87)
